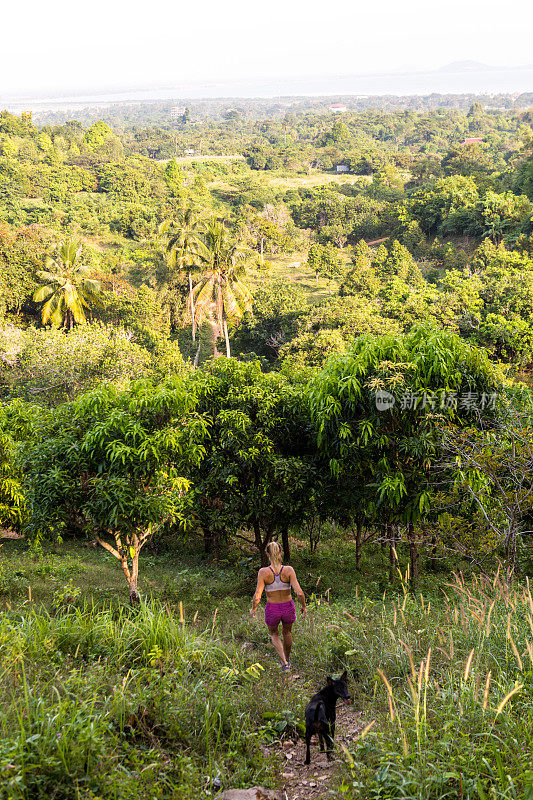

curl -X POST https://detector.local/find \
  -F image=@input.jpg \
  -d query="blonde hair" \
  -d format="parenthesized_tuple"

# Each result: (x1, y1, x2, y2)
(266, 541, 282, 568)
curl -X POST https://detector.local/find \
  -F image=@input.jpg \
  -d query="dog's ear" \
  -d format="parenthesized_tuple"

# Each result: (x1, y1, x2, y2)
(326, 676, 333, 685)
(341, 670, 348, 681)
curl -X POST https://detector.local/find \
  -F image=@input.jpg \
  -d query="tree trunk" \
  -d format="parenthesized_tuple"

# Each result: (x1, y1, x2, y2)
(281, 525, 290, 563)
(128, 576, 140, 604)
(223, 319, 231, 358)
(253, 521, 270, 567)
(203, 527, 212, 554)
(407, 522, 419, 588)
(119, 552, 140, 604)
(355, 521, 363, 572)
(189, 272, 196, 342)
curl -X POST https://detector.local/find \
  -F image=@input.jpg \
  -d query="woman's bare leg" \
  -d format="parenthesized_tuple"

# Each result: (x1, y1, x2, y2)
(282, 622, 293, 661)
(268, 625, 288, 665)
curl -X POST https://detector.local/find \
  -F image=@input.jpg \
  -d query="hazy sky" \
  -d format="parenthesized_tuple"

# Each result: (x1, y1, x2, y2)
(3, 0, 532, 94)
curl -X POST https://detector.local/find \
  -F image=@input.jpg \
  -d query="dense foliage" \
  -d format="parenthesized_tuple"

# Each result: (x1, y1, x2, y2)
(0, 99, 532, 799)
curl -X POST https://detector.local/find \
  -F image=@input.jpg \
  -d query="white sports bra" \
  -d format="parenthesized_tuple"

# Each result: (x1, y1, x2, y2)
(265, 565, 291, 592)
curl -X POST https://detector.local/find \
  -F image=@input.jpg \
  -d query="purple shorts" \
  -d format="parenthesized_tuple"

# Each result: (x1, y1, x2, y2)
(265, 600, 296, 628)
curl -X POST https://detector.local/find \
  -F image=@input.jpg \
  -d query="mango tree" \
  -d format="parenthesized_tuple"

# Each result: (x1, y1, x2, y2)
(0, 403, 29, 531)
(309, 324, 502, 586)
(23, 378, 208, 601)
(189, 359, 319, 564)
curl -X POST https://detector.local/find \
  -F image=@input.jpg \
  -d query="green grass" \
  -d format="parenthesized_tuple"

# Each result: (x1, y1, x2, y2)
(246, 249, 352, 304)
(0, 536, 532, 800)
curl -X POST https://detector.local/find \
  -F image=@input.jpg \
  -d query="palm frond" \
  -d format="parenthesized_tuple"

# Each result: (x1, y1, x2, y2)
(36, 270, 63, 285)
(50, 296, 65, 328)
(229, 280, 254, 316)
(80, 278, 102, 295)
(194, 276, 217, 325)
(33, 285, 54, 303)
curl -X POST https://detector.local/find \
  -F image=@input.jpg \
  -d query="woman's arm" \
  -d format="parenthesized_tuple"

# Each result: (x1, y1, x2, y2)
(250, 571, 265, 618)
(289, 568, 307, 616)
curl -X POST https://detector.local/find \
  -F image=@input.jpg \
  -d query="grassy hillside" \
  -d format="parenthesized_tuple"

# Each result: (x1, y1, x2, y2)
(1, 535, 531, 800)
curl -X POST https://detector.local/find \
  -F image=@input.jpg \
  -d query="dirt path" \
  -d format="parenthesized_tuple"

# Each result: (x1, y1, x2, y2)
(275, 696, 364, 800)
(236, 642, 365, 798)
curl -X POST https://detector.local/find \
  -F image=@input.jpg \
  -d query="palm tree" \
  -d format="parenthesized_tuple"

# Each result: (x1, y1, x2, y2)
(192, 219, 253, 360)
(158, 205, 207, 339)
(33, 241, 102, 329)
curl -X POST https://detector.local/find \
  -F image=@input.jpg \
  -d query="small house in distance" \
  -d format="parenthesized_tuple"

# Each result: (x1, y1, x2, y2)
(329, 103, 348, 113)
(336, 164, 349, 173)
(462, 137, 483, 144)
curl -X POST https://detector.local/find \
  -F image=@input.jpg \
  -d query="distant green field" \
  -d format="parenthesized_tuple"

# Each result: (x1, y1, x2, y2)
(246, 250, 350, 303)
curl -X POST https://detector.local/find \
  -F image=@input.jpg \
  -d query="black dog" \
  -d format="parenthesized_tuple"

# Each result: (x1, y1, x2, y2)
(304, 670, 351, 765)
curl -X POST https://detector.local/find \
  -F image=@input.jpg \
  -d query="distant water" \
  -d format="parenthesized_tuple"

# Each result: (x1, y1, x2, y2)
(2, 66, 532, 111)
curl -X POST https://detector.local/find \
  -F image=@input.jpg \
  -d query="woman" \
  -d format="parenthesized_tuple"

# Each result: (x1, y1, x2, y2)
(250, 541, 306, 672)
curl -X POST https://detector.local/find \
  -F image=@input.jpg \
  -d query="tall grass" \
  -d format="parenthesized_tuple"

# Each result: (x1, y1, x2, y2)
(337, 574, 533, 800)
(1, 542, 531, 800)
(0, 601, 275, 800)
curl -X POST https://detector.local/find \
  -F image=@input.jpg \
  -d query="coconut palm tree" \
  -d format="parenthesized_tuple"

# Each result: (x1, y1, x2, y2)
(158, 205, 208, 339)
(33, 241, 102, 329)
(193, 218, 253, 360)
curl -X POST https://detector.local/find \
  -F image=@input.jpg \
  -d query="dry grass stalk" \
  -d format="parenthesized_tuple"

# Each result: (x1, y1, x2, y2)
(508, 634, 523, 671)
(485, 601, 496, 636)
(400, 639, 416, 680)
(407, 676, 418, 704)
(359, 720, 376, 739)
(424, 648, 432, 682)
(417, 660, 424, 692)
(463, 648, 475, 682)
(496, 684, 523, 716)
(482, 671, 492, 709)
(493, 566, 501, 588)
(377, 669, 393, 697)
(470, 608, 483, 627)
